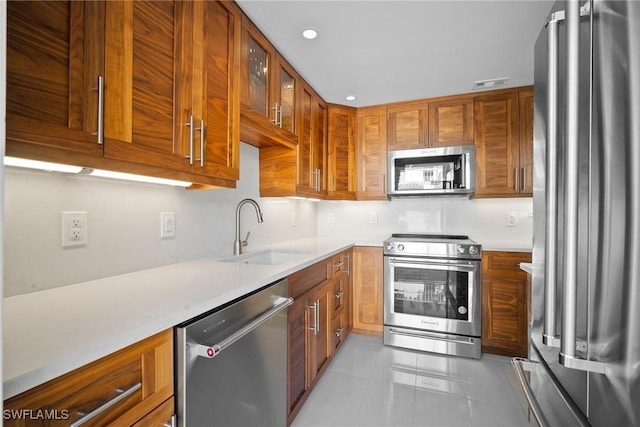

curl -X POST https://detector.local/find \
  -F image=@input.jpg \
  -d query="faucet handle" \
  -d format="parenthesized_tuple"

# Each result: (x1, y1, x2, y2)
(241, 231, 251, 247)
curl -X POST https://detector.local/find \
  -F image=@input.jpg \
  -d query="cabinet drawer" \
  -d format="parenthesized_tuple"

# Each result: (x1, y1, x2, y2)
(288, 259, 331, 299)
(331, 251, 350, 277)
(132, 397, 175, 427)
(330, 310, 348, 354)
(482, 251, 531, 278)
(330, 275, 348, 317)
(4, 330, 173, 427)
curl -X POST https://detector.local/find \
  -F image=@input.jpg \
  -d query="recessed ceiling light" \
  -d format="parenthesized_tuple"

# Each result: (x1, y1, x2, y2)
(302, 28, 318, 40)
(345, 95, 357, 101)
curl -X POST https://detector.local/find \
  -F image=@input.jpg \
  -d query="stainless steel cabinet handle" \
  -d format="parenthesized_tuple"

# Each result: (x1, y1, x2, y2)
(185, 115, 194, 165)
(334, 261, 344, 268)
(70, 382, 141, 427)
(543, 9, 561, 349)
(91, 76, 104, 145)
(307, 300, 320, 335)
(514, 168, 519, 192)
(558, 0, 604, 374)
(334, 291, 344, 299)
(196, 119, 205, 167)
(163, 415, 176, 427)
(271, 102, 280, 126)
(345, 253, 350, 276)
(190, 297, 294, 359)
(335, 327, 344, 338)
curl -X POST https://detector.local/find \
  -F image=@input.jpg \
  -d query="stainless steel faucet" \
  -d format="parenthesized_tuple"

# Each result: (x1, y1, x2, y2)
(233, 198, 264, 255)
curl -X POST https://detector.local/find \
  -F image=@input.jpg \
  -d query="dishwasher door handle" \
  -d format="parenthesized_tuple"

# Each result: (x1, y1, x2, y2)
(190, 296, 294, 359)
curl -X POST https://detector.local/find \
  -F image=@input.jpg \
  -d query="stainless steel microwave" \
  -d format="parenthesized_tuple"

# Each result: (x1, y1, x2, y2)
(387, 145, 475, 197)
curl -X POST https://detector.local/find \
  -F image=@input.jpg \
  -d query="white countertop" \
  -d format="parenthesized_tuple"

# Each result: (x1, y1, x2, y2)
(2, 237, 355, 400)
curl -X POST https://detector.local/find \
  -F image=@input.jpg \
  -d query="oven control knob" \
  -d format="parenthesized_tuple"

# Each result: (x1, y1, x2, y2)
(469, 246, 479, 255)
(456, 245, 465, 254)
(386, 243, 395, 251)
(397, 244, 405, 251)
(458, 306, 467, 315)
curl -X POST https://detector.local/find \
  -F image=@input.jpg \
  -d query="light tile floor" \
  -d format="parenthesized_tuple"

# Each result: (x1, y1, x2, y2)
(291, 334, 537, 427)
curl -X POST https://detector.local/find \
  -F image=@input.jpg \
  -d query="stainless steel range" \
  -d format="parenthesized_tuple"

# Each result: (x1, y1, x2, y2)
(383, 233, 482, 359)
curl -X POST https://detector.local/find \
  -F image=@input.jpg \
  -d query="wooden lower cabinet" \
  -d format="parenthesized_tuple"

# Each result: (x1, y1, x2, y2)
(481, 251, 532, 357)
(287, 249, 352, 425)
(351, 246, 384, 335)
(4, 329, 174, 427)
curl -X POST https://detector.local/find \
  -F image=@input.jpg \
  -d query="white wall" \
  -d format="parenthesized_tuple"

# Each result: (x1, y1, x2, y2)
(317, 197, 533, 250)
(4, 143, 317, 296)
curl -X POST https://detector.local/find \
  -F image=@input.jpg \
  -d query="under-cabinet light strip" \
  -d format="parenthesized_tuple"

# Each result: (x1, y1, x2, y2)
(4, 156, 192, 187)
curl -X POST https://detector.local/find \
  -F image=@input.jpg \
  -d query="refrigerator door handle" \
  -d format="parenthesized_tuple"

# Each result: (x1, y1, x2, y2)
(558, 0, 606, 375)
(542, 9, 561, 349)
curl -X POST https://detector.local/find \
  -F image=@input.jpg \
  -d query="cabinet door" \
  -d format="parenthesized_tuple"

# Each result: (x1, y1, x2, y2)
(192, 0, 241, 183)
(351, 246, 384, 334)
(6, 1, 105, 160)
(274, 55, 298, 136)
(331, 309, 348, 354)
(387, 101, 428, 150)
(241, 18, 274, 119)
(356, 107, 388, 200)
(428, 97, 474, 147)
(481, 251, 531, 357)
(519, 88, 534, 195)
(102, 1, 189, 173)
(287, 297, 308, 417)
(307, 285, 330, 385)
(327, 105, 357, 200)
(296, 83, 326, 197)
(473, 91, 520, 197)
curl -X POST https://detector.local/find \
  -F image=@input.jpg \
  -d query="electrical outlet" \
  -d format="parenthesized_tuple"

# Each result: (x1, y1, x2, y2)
(327, 212, 334, 224)
(161, 212, 176, 239)
(506, 211, 518, 227)
(369, 212, 378, 224)
(61, 211, 88, 248)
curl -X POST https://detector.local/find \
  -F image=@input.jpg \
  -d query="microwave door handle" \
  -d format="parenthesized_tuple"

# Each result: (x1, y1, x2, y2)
(543, 10, 562, 349)
(558, 0, 605, 374)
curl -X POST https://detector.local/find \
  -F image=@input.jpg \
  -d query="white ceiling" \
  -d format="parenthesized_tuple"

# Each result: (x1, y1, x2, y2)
(235, 0, 554, 107)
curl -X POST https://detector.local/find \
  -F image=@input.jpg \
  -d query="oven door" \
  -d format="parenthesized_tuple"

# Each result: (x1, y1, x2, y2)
(384, 256, 481, 337)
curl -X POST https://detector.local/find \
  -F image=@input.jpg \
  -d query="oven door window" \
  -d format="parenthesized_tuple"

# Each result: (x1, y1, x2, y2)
(393, 266, 469, 320)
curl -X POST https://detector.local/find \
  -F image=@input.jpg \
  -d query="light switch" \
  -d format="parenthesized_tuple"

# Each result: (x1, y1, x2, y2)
(161, 212, 176, 239)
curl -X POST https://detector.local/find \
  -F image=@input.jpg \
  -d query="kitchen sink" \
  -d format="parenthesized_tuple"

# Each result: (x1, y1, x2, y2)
(219, 249, 309, 265)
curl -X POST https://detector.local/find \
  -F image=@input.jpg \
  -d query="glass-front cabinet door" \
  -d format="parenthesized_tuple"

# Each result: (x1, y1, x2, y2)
(247, 36, 269, 116)
(277, 62, 296, 134)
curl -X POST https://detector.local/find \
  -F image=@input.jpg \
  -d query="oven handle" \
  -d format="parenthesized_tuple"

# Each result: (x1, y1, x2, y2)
(387, 328, 476, 344)
(387, 258, 476, 271)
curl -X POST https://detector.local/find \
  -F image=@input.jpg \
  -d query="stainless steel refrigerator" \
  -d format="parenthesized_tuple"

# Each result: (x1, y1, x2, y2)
(512, 1, 640, 426)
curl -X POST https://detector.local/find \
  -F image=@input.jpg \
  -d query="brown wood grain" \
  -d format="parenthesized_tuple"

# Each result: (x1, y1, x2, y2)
(351, 246, 384, 334)
(519, 88, 534, 195)
(4, 330, 173, 427)
(327, 104, 357, 200)
(132, 397, 174, 426)
(481, 251, 531, 357)
(428, 97, 474, 147)
(356, 106, 388, 200)
(387, 101, 428, 150)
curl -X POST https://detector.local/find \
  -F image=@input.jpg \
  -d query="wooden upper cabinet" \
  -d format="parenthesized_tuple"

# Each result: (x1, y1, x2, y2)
(428, 97, 474, 147)
(474, 87, 533, 198)
(6, 1, 105, 160)
(356, 106, 388, 200)
(386, 96, 474, 151)
(327, 104, 357, 200)
(296, 83, 327, 197)
(7, 0, 240, 187)
(174, 0, 241, 186)
(519, 88, 534, 194)
(387, 101, 428, 150)
(103, 1, 189, 173)
(240, 16, 298, 148)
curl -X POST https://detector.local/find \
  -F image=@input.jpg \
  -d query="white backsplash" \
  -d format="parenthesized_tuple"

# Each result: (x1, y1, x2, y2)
(4, 144, 317, 296)
(317, 197, 533, 250)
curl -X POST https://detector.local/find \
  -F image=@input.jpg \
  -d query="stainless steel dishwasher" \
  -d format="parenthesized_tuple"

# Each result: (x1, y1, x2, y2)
(176, 279, 292, 426)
